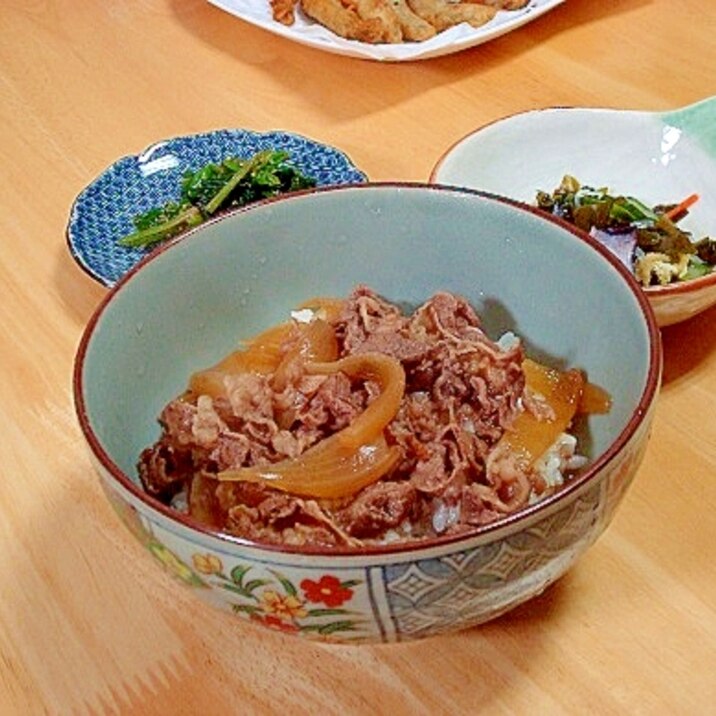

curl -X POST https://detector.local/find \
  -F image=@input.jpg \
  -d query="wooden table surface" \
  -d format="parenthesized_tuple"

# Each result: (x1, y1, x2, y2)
(2, 1, 715, 713)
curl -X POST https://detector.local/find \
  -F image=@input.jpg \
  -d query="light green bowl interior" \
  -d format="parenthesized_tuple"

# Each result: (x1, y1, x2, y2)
(81, 185, 655, 481)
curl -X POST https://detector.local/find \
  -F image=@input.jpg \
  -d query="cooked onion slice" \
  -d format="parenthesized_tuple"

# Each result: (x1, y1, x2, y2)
(578, 380, 612, 415)
(501, 359, 585, 470)
(523, 359, 611, 416)
(217, 435, 401, 499)
(188, 318, 338, 399)
(305, 353, 406, 450)
(272, 318, 339, 392)
(215, 353, 406, 498)
(241, 321, 295, 360)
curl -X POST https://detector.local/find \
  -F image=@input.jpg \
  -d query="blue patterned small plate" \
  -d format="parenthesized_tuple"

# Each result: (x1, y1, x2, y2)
(67, 129, 368, 287)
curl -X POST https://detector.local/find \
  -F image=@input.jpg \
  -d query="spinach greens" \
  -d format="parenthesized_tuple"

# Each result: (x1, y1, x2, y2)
(119, 150, 316, 249)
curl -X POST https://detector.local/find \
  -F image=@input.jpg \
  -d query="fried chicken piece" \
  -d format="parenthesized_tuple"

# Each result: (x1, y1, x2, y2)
(406, 0, 496, 31)
(388, 0, 436, 41)
(271, 0, 298, 24)
(354, 0, 403, 42)
(301, 0, 392, 43)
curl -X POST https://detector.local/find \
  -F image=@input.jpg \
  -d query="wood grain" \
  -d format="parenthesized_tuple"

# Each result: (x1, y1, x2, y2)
(1, 0, 715, 713)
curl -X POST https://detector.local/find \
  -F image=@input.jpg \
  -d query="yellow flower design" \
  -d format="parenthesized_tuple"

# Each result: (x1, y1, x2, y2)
(260, 590, 308, 620)
(192, 552, 224, 575)
(148, 543, 204, 587)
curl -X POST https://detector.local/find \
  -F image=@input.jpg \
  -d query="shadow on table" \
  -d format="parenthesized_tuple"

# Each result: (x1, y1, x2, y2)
(660, 301, 716, 388)
(487, 572, 570, 628)
(352, 574, 576, 711)
(167, 0, 651, 122)
(53, 239, 108, 326)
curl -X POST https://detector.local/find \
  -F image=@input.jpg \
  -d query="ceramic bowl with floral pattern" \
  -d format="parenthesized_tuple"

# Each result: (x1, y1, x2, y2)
(74, 183, 661, 642)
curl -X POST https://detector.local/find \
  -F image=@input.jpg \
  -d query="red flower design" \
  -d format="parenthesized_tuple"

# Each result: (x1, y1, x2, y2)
(300, 575, 354, 608)
(251, 614, 300, 633)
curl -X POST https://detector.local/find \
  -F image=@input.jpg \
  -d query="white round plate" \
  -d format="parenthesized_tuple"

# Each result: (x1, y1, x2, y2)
(208, 0, 565, 62)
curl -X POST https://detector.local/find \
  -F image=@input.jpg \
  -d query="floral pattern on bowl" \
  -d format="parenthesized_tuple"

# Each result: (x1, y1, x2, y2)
(98, 409, 651, 642)
(430, 96, 716, 327)
(75, 184, 661, 642)
(66, 129, 367, 287)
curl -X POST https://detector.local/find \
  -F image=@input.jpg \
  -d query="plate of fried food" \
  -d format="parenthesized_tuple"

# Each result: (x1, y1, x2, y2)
(208, 0, 565, 61)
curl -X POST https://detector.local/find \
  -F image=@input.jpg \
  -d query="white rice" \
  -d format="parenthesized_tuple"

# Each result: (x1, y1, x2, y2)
(529, 432, 588, 504)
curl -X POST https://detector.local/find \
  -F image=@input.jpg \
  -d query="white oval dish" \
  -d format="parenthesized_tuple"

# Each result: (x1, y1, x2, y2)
(430, 97, 716, 327)
(208, 0, 565, 62)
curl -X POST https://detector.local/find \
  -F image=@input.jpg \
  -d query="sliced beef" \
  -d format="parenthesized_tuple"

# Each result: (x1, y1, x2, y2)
(139, 285, 535, 546)
(335, 284, 408, 355)
(138, 440, 194, 500)
(337, 481, 418, 538)
(225, 494, 356, 548)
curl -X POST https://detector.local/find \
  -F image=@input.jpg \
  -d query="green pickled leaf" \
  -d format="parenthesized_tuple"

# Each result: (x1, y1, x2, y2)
(118, 205, 203, 247)
(535, 175, 711, 285)
(559, 175, 581, 193)
(684, 256, 712, 280)
(695, 236, 716, 265)
(572, 204, 596, 231)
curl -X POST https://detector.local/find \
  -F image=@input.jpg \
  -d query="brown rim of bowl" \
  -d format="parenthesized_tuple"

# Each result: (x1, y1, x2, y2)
(429, 105, 716, 303)
(643, 267, 716, 298)
(73, 182, 662, 558)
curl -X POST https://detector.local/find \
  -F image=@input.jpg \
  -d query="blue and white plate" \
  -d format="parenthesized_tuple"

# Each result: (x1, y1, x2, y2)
(67, 129, 368, 287)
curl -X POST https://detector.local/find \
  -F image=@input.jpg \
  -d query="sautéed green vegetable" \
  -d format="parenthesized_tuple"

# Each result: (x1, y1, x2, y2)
(536, 175, 716, 286)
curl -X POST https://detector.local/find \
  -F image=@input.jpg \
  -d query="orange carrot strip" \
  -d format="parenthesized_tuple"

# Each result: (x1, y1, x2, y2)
(664, 193, 699, 221)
